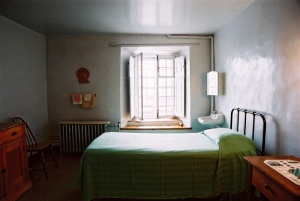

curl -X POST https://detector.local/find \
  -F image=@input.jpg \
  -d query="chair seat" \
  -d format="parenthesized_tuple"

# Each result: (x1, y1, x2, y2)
(27, 142, 52, 152)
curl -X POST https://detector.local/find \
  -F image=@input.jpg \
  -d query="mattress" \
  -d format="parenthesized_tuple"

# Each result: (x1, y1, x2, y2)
(78, 128, 256, 201)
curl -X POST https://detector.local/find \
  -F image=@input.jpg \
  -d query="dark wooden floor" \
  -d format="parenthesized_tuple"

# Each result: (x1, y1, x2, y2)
(17, 152, 82, 201)
(17, 151, 265, 201)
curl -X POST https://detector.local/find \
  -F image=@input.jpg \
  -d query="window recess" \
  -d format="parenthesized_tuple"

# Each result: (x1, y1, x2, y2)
(129, 53, 185, 124)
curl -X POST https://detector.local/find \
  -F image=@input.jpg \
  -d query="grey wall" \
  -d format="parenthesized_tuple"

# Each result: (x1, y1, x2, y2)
(0, 16, 48, 142)
(215, 0, 300, 156)
(47, 34, 211, 136)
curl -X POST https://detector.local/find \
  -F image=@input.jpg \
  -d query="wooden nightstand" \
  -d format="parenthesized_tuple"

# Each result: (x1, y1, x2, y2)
(244, 156, 300, 201)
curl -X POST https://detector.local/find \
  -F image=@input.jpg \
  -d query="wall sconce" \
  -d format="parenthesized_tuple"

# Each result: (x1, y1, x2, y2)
(207, 71, 224, 96)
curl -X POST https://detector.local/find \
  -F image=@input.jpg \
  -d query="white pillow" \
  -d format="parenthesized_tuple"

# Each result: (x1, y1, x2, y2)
(202, 128, 242, 144)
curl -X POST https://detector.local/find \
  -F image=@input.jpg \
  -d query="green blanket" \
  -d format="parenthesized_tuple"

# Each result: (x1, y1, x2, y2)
(201, 128, 257, 193)
(77, 129, 256, 201)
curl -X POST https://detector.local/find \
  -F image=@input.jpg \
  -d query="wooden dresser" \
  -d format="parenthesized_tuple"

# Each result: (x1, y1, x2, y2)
(0, 123, 32, 201)
(244, 156, 300, 201)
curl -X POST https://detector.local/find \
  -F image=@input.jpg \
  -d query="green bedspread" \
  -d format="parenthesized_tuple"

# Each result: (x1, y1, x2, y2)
(77, 129, 256, 201)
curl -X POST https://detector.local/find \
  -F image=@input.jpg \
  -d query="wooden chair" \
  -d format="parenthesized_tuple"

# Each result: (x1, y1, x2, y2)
(12, 117, 58, 179)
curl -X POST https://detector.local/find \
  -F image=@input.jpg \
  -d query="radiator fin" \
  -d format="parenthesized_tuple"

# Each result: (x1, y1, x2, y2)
(58, 121, 110, 154)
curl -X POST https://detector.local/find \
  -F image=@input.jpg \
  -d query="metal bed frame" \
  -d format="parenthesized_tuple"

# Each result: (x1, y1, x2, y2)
(230, 108, 266, 156)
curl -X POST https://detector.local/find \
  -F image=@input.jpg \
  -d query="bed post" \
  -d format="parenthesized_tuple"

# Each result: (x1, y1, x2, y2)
(243, 109, 247, 135)
(230, 108, 267, 156)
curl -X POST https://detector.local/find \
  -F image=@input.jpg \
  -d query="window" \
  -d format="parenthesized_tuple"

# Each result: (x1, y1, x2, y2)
(129, 53, 185, 120)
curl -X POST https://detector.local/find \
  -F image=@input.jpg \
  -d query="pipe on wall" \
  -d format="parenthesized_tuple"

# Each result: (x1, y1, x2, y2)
(108, 42, 200, 47)
(166, 34, 215, 113)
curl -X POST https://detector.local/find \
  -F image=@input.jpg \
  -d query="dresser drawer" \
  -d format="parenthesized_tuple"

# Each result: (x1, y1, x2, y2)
(252, 167, 295, 201)
(0, 125, 24, 146)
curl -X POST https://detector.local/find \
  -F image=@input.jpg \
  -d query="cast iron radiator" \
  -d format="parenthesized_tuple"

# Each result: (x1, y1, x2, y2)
(58, 121, 110, 155)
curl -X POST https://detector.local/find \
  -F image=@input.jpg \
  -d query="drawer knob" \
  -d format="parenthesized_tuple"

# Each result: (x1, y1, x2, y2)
(1, 169, 6, 174)
(264, 184, 270, 190)
(12, 132, 17, 136)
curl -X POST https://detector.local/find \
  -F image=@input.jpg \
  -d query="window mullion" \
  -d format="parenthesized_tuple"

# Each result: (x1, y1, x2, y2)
(156, 55, 159, 119)
(134, 53, 143, 120)
(140, 53, 143, 120)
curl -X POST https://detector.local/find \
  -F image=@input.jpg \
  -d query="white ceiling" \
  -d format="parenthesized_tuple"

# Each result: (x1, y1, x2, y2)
(0, 0, 255, 36)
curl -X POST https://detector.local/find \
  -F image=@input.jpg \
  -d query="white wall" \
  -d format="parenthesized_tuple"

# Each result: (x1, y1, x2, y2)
(215, 0, 300, 156)
(0, 16, 48, 141)
(46, 34, 211, 135)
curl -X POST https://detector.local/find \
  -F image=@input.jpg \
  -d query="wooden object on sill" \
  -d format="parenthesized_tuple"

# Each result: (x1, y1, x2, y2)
(244, 155, 300, 201)
(0, 123, 32, 201)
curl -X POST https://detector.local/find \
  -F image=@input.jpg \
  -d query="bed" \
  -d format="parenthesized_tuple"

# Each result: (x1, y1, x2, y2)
(77, 108, 267, 201)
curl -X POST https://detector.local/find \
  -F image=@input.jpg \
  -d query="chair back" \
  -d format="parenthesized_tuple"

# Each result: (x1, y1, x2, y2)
(12, 117, 38, 148)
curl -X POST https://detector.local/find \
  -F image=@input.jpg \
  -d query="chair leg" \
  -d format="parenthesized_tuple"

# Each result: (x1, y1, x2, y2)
(28, 146, 57, 179)
(28, 155, 32, 172)
(50, 145, 58, 168)
(28, 151, 33, 171)
(40, 151, 48, 179)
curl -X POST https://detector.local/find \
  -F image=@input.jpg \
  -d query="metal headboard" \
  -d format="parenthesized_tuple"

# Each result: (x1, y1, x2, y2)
(230, 108, 266, 156)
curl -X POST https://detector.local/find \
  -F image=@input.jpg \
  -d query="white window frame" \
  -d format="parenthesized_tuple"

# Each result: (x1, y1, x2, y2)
(157, 55, 176, 118)
(174, 56, 185, 117)
(129, 53, 185, 120)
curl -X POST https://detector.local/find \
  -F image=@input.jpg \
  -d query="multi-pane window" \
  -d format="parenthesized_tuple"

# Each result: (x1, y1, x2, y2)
(141, 55, 157, 118)
(130, 53, 185, 120)
(158, 56, 175, 117)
